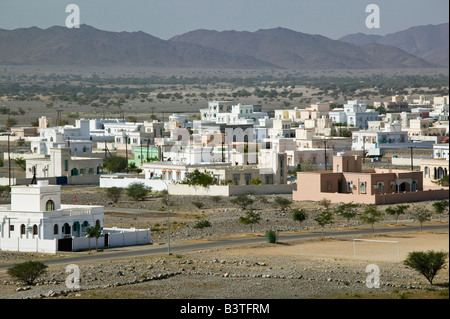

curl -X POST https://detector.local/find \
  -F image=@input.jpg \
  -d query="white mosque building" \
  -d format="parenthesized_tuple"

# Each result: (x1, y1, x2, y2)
(0, 181, 150, 253)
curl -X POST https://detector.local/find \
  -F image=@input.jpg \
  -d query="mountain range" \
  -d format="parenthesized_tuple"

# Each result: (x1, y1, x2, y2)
(339, 23, 449, 67)
(0, 23, 447, 70)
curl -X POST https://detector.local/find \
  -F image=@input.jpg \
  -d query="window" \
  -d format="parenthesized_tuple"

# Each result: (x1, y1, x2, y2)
(54, 224, 59, 235)
(360, 182, 366, 194)
(411, 180, 417, 192)
(46, 200, 55, 211)
(21, 224, 26, 235)
(327, 181, 332, 191)
(346, 182, 352, 192)
(377, 182, 384, 193)
(65, 160, 69, 172)
(33, 225, 38, 236)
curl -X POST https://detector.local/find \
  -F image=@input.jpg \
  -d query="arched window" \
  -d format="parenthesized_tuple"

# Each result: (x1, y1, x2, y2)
(20, 224, 26, 235)
(46, 200, 55, 211)
(54, 224, 59, 235)
(32, 225, 38, 236)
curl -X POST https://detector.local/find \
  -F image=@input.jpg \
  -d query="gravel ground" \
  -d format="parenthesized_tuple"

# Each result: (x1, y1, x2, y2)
(0, 187, 448, 300)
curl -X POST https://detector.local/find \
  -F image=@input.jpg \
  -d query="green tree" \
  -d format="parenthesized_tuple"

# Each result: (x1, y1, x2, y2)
(7, 261, 48, 285)
(126, 182, 151, 201)
(103, 156, 128, 173)
(334, 202, 359, 225)
(432, 200, 449, 222)
(105, 187, 123, 203)
(410, 205, 432, 231)
(403, 250, 448, 285)
(385, 204, 410, 224)
(314, 211, 334, 237)
(86, 224, 103, 252)
(239, 211, 261, 233)
(292, 209, 308, 229)
(182, 169, 217, 188)
(251, 177, 262, 185)
(359, 205, 382, 233)
(231, 194, 254, 210)
(273, 196, 292, 212)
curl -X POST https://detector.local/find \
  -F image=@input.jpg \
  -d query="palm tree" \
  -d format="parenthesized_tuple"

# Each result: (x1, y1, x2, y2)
(86, 224, 103, 251)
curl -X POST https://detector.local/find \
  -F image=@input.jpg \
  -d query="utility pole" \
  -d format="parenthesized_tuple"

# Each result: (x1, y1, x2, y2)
(362, 136, 366, 165)
(7, 133, 11, 187)
(409, 146, 414, 171)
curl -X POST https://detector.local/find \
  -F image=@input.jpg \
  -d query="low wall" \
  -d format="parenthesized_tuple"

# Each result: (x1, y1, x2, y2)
(68, 175, 100, 185)
(293, 188, 449, 205)
(104, 228, 151, 247)
(391, 157, 431, 166)
(0, 237, 57, 253)
(72, 237, 105, 251)
(168, 184, 296, 196)
(100, 176, 168, 191)
(374, 188, 449, 204)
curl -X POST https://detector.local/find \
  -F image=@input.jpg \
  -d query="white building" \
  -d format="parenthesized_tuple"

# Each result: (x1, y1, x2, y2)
(434, 144, 450, 160)
(0, 180, 103, 253)
(25, 147, 104, 184)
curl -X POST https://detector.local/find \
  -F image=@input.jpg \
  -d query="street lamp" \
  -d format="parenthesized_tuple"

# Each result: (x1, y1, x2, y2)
(159, 178, 171, 255)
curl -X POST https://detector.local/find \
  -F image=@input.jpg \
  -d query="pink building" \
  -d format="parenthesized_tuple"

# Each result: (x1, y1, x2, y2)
(293, 153, 449, 205)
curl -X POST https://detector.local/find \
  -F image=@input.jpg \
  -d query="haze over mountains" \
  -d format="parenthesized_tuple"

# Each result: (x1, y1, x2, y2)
(0, 23, 447, 70)
(339, 23, 449, 67)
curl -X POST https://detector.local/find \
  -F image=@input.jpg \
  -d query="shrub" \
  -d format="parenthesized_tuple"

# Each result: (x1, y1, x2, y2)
(292, 209, 308, 226)
(265, 230, 277, 243)
(210, 196, 222, 204)
(126, 182, 151, 201)
(192, 201, 205, 210)
(403, 250, 448, 285)
(273, 197, 292, 211)
(105, 187, 123, 203)
(239, 211, 261, 233)
(231, 195, 254, 210)
(194, 219, 211, 229)
(7, 261, 48, 285)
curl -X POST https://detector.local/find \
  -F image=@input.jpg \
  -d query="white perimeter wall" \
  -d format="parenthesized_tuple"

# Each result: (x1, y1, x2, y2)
(99, 176, 168, 191)
(0, 237, 57, 253)
(168, 184, 296, 196)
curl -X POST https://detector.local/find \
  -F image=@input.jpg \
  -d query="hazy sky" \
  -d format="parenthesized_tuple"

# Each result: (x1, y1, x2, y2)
(0, 0, 448, 39)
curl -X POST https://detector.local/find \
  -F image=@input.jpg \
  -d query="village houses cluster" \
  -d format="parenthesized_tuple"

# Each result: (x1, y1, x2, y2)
(0, 94, 448, 253)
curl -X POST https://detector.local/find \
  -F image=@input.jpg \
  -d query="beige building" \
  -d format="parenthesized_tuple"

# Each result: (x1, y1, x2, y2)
(293, 153, 448, 204)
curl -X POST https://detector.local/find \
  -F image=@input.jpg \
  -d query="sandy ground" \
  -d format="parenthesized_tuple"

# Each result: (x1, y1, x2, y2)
(224, 230, 449, 263)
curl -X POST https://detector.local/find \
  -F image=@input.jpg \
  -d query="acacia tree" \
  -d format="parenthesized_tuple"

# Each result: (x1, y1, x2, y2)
(7, 261, 48, 285)
(385, 204, 409, 224)
(359, 205, 382, 234)
(410, 205, 432, 231)
(273, 196, 292, 212)
(239, 211, 261, 234)
(432, 200, 449, 222)
(231, 194, 254, 210)
(404, 250, 448, 285)
(314, 211, 334, 238)
(334, 202, 359, 225)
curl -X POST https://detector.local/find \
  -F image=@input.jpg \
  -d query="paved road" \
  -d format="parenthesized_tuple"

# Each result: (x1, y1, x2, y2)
(0, 224, 448, 271)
